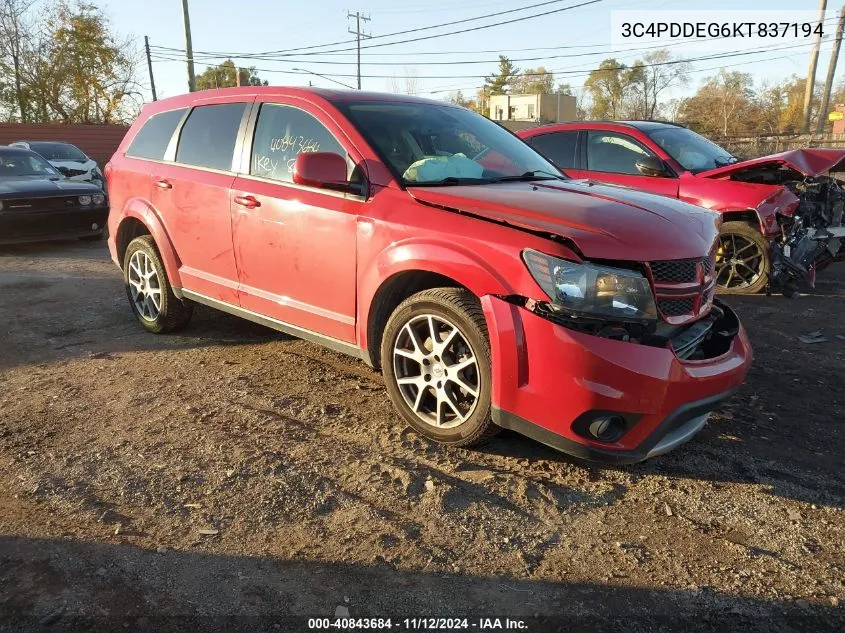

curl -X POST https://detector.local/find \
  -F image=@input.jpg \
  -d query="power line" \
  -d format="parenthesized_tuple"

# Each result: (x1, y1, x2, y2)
(424, 50, 811, 95)
(148, 38, 825, 83)
(148, 20, 840, 68)
(150, 0, 604, 60)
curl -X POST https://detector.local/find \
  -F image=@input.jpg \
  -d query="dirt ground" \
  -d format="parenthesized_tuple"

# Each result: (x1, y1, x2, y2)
(0, 240, 843, 633)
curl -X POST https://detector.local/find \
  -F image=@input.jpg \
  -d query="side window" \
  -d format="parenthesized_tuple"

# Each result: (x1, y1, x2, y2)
(249, 104, 345, 183)
(126, 108, 187, 160)
(527, 131, 578, 170)
(586, 131, 654, 175)
(175, 103, 247, 171)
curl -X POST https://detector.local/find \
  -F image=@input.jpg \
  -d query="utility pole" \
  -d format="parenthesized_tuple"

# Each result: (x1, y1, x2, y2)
(347, 11, 371, 90)
(144, 36, 157, 101)
(802, 0, 828, 132)
(816, 6, 845, 133)
(180, 0, 196, 92)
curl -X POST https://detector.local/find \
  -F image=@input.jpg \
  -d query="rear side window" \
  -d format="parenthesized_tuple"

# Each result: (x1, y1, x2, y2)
(249, 104, 345, 183)
(126, 108, 186, 160)
(526, 131, 578, 170)
(176, 103, 247, 171)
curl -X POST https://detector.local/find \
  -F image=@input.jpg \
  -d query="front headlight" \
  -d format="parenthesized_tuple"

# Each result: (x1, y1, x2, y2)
(92, 194, 105, 205)
(523, 249, 657, 322)
(78, 195, 92, 205)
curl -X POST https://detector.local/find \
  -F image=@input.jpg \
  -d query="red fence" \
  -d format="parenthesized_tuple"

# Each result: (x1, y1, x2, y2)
(0, 123, 129, 167)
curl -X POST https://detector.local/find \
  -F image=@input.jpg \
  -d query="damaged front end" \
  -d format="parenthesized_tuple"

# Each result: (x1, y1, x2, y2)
(504, 295, 740, 361)
(711, 152, 845, 297)
(770, 174, 845, 297)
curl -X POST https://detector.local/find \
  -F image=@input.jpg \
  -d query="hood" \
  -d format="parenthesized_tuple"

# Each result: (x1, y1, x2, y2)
(407, 179, 720, 261)
(0, 177, 103, 197)
(50, 159, 96, 168)
(697, 149, 845, 179)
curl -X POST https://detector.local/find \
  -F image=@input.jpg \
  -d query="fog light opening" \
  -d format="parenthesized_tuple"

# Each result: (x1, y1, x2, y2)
(588, 415, 626, 442)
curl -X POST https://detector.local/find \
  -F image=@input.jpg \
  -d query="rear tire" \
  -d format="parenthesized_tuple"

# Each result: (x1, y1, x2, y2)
(123, 235, 192, 333)
(381, 287, 499, 447)
(716, 221, 770, 295)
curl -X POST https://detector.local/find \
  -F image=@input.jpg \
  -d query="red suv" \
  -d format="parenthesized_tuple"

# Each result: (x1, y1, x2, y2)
(106, 88, 751, 464)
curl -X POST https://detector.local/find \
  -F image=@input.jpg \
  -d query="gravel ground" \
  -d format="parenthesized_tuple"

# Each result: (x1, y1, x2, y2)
(0, 241, 843, 633)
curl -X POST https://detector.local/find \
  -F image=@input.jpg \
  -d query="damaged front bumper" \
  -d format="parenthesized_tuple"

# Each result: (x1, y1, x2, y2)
(484, 296, 752, 464)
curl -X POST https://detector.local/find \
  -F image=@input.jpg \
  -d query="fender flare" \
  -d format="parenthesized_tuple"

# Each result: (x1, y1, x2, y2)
(357, 238, 516, 353)
(116, 198, 183, 290)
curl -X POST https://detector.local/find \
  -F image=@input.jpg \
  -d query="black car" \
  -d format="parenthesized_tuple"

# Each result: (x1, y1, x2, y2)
(0, 146, 109, 245)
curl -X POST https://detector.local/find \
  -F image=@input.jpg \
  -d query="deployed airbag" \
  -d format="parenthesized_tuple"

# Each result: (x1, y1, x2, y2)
(402, 153, 484, 182)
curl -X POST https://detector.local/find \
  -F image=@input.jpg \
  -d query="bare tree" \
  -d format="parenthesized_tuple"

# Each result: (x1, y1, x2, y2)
(385, 67, 419, 95)
(0, 0, 37, 122)
(635, 50, 690, 120)
(403, 67, 419, 96)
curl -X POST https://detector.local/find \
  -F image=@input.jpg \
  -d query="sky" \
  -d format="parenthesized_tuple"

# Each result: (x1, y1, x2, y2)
(100, 0, 842, 104)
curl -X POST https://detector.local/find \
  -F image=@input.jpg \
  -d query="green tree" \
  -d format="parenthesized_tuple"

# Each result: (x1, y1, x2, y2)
(196, 59, 268, 90)
(1, 0, 141, 123)
(583, 59, 632, 119)
(0, 0, 36, 122)
(484, 55, 519, 95)
(681, 71, 756, 137)
(512, 67, 554, 94)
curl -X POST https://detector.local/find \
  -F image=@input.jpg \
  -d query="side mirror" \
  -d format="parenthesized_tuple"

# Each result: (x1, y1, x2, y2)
(293, 152, 359, 193)
(635, 156, 667, 177)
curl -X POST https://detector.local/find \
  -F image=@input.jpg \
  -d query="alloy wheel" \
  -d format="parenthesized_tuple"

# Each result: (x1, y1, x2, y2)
(127, 250, 162, 321)
(392, 314, 480, 429)
(716, 233, 766, 290)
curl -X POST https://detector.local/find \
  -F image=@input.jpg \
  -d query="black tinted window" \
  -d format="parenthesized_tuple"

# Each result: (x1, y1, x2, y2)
(586, 131, 654, 175)
(29, 142, 87, 161)
(250, 104, 345, 183)
(527, 131, 578, 170)
(126, 108, 186, 160)
(176, 103, 246, 171)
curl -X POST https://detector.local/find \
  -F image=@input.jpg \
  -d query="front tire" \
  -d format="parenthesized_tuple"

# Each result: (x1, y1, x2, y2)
(381, 288, 498, 447)
(123, 235, 192, 333)
(716, 221, 770, 295)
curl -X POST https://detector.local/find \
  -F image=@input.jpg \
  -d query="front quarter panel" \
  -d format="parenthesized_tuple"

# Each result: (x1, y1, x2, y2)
(355, 188, 580, 353)
(678, 174, 797, 236)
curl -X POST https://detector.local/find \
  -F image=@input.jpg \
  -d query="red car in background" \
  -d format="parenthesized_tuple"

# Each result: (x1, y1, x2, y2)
(106, 88, 751, 463)
(518, 121, 845, 295)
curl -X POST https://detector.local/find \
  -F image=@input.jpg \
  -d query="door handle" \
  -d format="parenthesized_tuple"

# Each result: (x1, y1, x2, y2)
(233, 195, 261, 209)
(155, 179, 172, 190)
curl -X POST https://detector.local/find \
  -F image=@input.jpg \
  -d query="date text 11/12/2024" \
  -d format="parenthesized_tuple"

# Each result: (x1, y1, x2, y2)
(307, 618, 528, 630)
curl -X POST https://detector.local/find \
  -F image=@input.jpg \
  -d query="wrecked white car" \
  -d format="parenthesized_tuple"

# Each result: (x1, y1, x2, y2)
(9, 141, 104, 188)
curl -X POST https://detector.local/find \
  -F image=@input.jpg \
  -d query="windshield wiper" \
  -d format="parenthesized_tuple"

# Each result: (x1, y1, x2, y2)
(408, 176, 490, 187)
(489, 170, 566, 183)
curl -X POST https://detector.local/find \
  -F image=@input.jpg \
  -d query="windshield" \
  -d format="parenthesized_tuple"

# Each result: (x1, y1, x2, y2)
(335, 101, 564, 186)
(0, 149, 62, 178)
(647, 127, 737, 173)
(28, 142, 87, 161)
